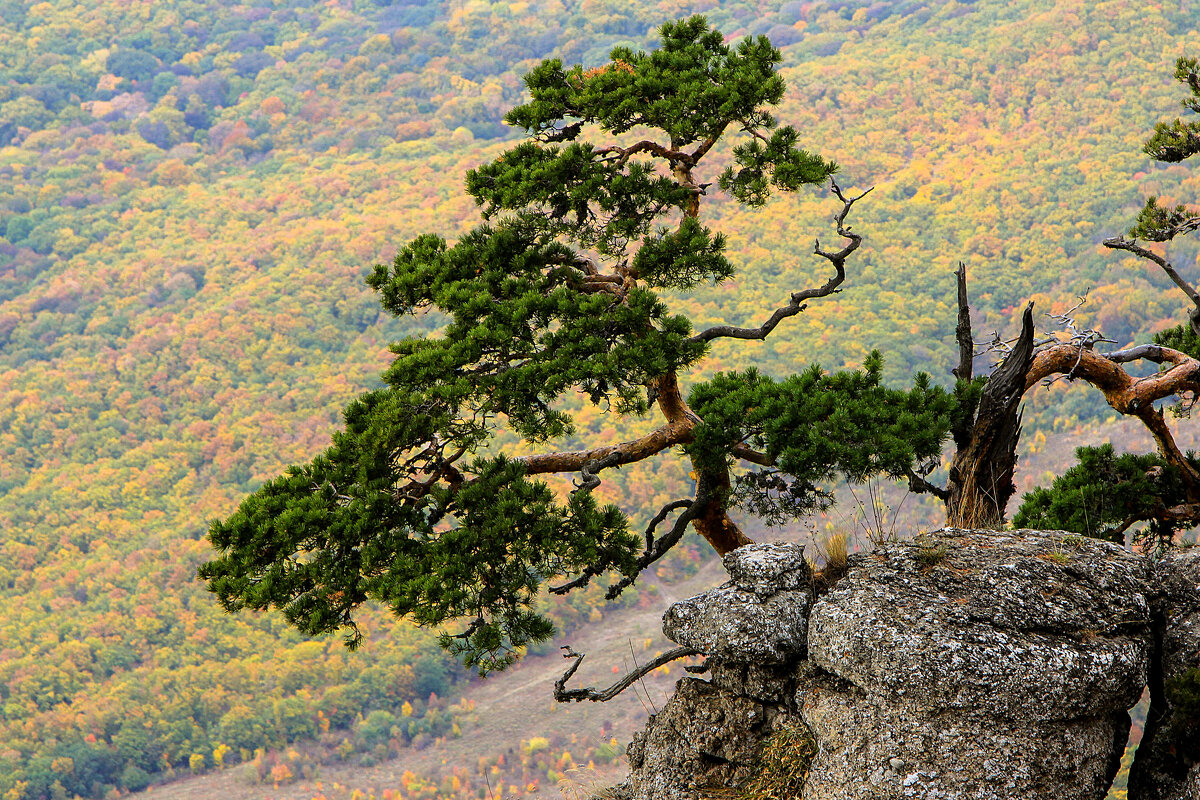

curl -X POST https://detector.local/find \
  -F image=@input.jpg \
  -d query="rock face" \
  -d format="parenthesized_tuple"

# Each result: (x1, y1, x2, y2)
(802, 529, 1149, 800)
(622, 545, 812, 798)
(1129, 548, 1200, 800)
(662, 542, 812, 665)
(608, 530, 1188, 800)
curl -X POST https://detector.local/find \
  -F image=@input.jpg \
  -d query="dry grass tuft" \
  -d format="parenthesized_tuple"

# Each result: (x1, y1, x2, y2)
(811, 531, 851, 592)
(740, 720, 818, 800)
(558, 766, 624, 800)
(914, 534, 948, 568)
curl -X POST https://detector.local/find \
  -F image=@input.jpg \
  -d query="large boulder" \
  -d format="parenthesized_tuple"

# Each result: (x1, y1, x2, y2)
(612, 529, 1159, 800)
(802, 528, 1151, 800)
(662, 543, 812, 664)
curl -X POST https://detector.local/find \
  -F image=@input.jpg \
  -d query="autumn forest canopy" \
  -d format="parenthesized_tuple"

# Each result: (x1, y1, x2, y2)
(4, 0, 1200, 798)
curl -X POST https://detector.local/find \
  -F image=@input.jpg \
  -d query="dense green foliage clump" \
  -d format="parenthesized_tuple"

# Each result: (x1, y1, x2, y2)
(1014, 444, 1197, 544)
(688, 355, 952, 522)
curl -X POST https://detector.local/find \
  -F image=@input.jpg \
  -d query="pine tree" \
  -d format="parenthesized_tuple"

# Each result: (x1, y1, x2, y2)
(1008, 58, 1200, 549)
(873, 58, 1200, 545)
(199, 17, 954, 673)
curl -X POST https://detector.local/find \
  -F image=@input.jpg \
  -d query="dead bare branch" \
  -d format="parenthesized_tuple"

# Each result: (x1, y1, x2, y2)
(953, 262, 973, 383)
(603, 485, 710, 600)
(573, 451, 623, 494)
(688, 181, 871, 344)
(1104, 236, 1200, 310)
(1100, 344, 1192, 365)
(548, 497, 692, 595)
(905, 466, 950, 501)
(553, 645, 699, 703)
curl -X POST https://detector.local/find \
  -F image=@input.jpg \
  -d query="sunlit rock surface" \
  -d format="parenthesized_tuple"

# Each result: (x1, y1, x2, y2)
(802, 529, 1149, 800)
(606, 530, 1177, 800)
(662, 543, 812, 664)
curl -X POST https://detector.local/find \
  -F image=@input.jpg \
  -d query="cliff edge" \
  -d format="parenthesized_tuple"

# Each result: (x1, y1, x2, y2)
(606, 529, 1200, 800)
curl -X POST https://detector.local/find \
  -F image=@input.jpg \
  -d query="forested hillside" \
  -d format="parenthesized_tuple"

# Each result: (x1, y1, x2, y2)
(2, 0, 1199, 797)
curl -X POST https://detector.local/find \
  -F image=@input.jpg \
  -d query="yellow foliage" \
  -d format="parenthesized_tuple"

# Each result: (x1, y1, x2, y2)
(522, 736, 550, 754)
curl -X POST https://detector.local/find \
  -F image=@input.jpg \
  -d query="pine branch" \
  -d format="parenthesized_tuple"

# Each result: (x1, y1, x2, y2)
(1104, 236, 1200, 322)
(905, 466, 950, 501)
(1026, 343, 1200, 489)
(516, 421, 692, 476)
(688, 181, 870, 344)
(548, 498, 691, 595)
(596, 140, 695, 167)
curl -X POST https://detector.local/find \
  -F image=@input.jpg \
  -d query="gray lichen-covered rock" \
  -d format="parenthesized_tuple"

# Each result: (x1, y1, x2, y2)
(662, 543, 812, 664)
(724, 541, 812, 597)
(1157, 548, 1200, 683)
(622, 677, 786, 800)
(798, 685, 1129, 800)
(1129, 548, 1200, 800)
(663, 585, 810, 664)
(808, 529, 1151, 722)
(802, 529, 1150, 800)
(611, 530, 1162, 800)
(1183, 768, 1200, 799)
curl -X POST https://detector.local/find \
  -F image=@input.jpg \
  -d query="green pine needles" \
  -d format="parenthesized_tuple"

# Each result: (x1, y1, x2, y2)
(200, 17, 954, 673)
(1013, 444, 1197, 547)
(688, 355, 953, 525)
(1141, 57, 1200, 164)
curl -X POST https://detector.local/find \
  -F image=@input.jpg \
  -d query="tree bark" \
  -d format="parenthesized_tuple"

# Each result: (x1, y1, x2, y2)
(1026, 341, 1200, 494)
(944, 303, 1036, 528)
(653, 371, 754, 555)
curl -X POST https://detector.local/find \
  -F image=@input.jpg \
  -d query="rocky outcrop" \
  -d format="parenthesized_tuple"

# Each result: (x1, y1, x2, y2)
(622, 671, 792, 798)
(801, 529, 1149, 800)
(622, 544, 811, 798)
(607, 529, 1192, 800)
(1130, 548, 1200, 800)
(662, 541, 812, 664)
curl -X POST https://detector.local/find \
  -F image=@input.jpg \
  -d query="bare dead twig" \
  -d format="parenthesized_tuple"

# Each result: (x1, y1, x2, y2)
(573, 450, 623, 494)
(1105, 236, 1200, 308)
(688, 181, 872, 344)
(602, 486, 709, 600)
(548, 497, 693, 595)
(1033, 290, 1116, 385)
(553, 645, 699, 703)
(628, 641, 657, 716)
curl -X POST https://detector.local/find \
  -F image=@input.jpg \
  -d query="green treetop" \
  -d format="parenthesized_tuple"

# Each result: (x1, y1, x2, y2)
(200, 17, 954, 674)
